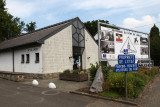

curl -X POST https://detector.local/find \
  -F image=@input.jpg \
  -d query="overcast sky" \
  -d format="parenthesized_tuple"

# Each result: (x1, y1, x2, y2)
(5, 0, 160, 33)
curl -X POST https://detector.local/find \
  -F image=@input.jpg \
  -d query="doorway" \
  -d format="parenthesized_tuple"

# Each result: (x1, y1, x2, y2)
(73, 55, 82, 70)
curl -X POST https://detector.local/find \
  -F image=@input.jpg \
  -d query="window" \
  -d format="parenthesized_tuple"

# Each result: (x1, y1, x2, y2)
(26, 54, 30, 63)
(35, 53, 39, 63)
(21, 54, 24, 63)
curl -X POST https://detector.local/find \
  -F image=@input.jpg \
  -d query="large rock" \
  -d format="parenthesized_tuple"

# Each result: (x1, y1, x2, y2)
(90, 66, 104, 93)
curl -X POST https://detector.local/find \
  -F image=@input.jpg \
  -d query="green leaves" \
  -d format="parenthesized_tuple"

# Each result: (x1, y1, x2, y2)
(150, 24, 160, 65)
(0, 0, 36, 43)
(84, 20, 109, 36)
(24, 21, 36, 33)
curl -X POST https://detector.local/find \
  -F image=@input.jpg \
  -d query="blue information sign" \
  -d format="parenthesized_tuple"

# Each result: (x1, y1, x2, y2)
(118, 54, 135, 65)
(115, 63, 139, 72)
(115, 54, 138, 72)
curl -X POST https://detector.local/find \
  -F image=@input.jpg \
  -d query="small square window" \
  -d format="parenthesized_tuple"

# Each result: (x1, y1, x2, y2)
(26, 54, 30, 63)
(35, 53, 39, 63)
(21, 54, 24, 63)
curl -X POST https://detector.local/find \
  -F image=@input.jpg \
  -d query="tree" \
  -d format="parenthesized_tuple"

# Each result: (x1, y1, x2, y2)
(24, 21, 36, 33)
(150, 24, 160, 66)
(0, 0, 25, 42)
(84, 20, 109, 36)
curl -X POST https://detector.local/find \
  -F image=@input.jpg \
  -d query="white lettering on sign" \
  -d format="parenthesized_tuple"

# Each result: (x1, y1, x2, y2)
(118, 55, 135, 60)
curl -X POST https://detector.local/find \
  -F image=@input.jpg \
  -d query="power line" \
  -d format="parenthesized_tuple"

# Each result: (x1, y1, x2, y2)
(131, 22, 160, 29)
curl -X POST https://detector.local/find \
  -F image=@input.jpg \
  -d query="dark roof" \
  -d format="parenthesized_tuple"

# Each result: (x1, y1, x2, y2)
(0, 17, 80, 50)
(0, 17, 97, 51)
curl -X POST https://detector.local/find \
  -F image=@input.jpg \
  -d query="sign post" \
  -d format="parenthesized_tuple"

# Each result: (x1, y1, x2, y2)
(125, 72, 127, 99)
(115, 49, 138, 99)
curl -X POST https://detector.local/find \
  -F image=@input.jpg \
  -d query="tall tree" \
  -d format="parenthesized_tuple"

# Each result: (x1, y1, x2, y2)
(24, 21, 36, 33)
(150, 24, 160, 66)
(84, 20, 109, 36)
(0, 0, 25, 42)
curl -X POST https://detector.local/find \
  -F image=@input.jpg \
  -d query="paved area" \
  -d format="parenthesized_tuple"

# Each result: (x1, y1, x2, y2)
(0, 78, 133, 107)
(22, 78, 92, 92)
(135, 73, 160, 107)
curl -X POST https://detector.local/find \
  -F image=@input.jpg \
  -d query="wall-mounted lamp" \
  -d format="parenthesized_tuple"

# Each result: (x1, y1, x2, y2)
(69, 55, 73, 59)
(87, 57, 90, 59)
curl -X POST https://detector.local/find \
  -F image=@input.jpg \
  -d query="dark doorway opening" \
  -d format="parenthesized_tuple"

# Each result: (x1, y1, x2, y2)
(73, 47, 84, 70)
(73, 55, 82, 70)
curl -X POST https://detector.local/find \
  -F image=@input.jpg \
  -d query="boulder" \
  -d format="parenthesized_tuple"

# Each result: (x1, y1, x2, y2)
(90, 66, 104, 93)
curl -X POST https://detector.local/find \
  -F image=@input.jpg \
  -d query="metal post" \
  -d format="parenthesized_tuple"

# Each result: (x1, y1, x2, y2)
(98, 21, 101, 65)
(125, 72, 127, 99)
(12, 49, 15, 72)
(148, 34, 151, 70)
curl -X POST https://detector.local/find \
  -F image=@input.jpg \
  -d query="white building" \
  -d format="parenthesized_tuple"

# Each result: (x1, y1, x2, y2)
(0, 17, 98, 77)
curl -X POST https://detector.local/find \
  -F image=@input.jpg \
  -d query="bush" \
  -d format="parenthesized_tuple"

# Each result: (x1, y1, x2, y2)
(63, 69, 70, 73)
(89, 62, 99, 81)
(102, 65, 111, 81)
(63, 69, 86, 74)
(151, 67, 158, 77)
(72, 69, 81, 74)
(89, 62, 112, 82)
(103, 67, 159, 98)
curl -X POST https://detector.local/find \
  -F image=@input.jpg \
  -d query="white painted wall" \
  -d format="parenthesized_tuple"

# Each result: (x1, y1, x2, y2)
(14, 46, 42, 73)
(84, 30, 99, 69)
(0, 46, 42, 73)
(42, 25, 73, 73)
(0, 51, 13, 72)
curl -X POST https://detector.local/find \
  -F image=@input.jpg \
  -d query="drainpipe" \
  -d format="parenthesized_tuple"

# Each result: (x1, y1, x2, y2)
(12, 49, 15, 72)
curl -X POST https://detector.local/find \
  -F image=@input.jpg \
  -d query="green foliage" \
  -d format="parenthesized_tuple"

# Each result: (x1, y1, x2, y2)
(63, 69, 70, 73)
(0, 0, 36, 42)
(72, 69, 81, 74)
(102, 65, 111, 81)
(63, 69, 86, 74)
(150, 24, 160, 66)
(84, 20, 109, 36)
(103, 67, 158, 98)
(89, 62, 99, 81)
(89, 62, 112, 82)
(24, 21, 36, 33)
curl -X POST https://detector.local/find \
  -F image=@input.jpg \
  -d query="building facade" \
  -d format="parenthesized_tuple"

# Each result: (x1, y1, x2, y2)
(0, 17, 98, 75)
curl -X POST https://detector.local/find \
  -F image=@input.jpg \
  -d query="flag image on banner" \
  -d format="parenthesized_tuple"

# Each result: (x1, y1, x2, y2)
(116, 33, 123, 42)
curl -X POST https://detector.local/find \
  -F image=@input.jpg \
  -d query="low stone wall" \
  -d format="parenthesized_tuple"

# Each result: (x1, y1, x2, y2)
(24, 73, 59, 79)
(0, 71, 60, 81)
(0, 71, 24, 82)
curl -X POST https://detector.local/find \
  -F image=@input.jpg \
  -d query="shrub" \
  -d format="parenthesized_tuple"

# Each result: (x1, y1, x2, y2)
(63, 69, 70, 73)
(104, 72, 145, 98)
(102, 65, 111, 81)
(72, 69, 81, 74)
(89, 62, 99, 81)
(89, 62, 112, 82)
(150, 67, 158, 77)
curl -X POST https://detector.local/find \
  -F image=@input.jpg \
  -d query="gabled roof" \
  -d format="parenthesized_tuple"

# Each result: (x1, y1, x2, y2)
(0, 17, 97, 51)
(0, 17, 80, 51)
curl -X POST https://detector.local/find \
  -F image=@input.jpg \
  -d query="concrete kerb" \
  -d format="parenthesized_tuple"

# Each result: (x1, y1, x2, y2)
(70, 91, 138, 106)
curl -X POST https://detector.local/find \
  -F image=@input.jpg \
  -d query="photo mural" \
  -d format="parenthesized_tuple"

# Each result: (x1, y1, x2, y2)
(100, 26, 149, 60)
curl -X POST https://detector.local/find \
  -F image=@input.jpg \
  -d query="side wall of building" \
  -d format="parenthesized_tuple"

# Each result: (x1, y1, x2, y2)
(0, 46, 43, 73)
(0, 51, 13, 72)
(14, 46, 42, 73)
(84, 30, 98, 69)
(42, 25, 73, 73)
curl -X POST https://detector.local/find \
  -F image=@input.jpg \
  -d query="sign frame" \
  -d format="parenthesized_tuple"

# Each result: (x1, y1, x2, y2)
(97, 22, 151, 62)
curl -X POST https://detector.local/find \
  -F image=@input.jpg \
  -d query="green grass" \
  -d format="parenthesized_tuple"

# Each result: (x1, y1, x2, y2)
(99, 91, 120, 99)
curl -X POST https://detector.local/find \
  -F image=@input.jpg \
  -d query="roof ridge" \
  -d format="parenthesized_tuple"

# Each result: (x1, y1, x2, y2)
(0, 17, 78, 43)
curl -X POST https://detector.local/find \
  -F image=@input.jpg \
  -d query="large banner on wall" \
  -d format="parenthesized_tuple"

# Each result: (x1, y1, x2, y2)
(100, 26, 149, 60)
